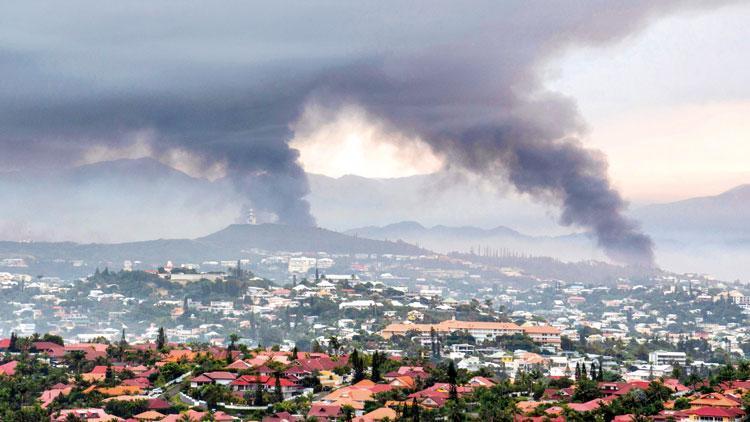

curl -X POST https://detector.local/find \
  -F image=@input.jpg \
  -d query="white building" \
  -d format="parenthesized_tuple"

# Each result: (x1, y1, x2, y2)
(648, 350, 687, 366)
(288, 257, 317, 273)
(317, 258, 335, 269)
(339, 300, 378, 310)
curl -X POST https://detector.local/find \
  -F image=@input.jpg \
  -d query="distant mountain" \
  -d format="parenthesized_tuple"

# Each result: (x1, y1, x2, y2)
(306, 172, 563, 235)
(628, 185, 750, 280)
(634, 184, 750, 241)
(2, 158, 749, 279)
(346, 221, 523, 240)
(198, 224, 425, 256)
(0, 158, 241, 242)
(345, 221, 602, 262)
(0, 159, 565, 242)
(0, 223, 426, 265)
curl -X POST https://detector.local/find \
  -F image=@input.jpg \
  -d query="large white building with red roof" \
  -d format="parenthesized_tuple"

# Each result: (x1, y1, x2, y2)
(380, 319, 561, 347)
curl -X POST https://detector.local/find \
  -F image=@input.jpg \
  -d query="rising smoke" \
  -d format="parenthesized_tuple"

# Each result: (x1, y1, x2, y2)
(0, 1, 737, 264)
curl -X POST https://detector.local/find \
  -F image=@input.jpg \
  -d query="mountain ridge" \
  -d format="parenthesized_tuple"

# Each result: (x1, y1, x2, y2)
(0, 223, 427, 266)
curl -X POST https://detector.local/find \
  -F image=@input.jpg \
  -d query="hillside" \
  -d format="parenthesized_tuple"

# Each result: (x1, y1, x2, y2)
(198, 224, 426, 255)
(346, 221, 523, 240)
(0, 224, 427, 266)
(634, 184, 750, 240)
(345, 221, 601, 262)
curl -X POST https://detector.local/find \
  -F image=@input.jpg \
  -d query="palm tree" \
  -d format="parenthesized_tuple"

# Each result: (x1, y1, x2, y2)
(328, 336, 340, 355)
(227, 333, 240, 363)
(229, 333, 240, 349)
(342, 405, 355, 422)
(64, 350, 87, 374)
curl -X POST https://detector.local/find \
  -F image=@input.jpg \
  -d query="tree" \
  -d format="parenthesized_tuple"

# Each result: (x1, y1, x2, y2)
(64, 350, 87, 374)
(430, 327, 438, 360)
(342, 404, 355, 422)
(156, 327, 167, 351)
(444, 398, 464, 422)
(198, 384, 233, 408)
(686, 372, 702, 390)
(572, 378, 602, 402)
(104, 399, 149, 418)
(328, 336, 340, 355)
(254, 382, 265, 406)
(474, 384, 516, 422)
(674, 397, 691, 410)
(41, 333, 64, 346)
(447, 360, 458, 402)
(227, 334, 240, 363)
(371, 351, 382, 382)
(105, 364, 115, 385)
(410, 398, 421, 422)
(8, 332, 17, 352)
(291, 345, 299, 361)
(274, 371, 284, 403)
(351, 349, 365, 383)
(118, 329, 127, 359)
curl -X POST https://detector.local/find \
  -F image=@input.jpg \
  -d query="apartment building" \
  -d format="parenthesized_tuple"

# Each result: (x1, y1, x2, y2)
(380, 319, 561, 348)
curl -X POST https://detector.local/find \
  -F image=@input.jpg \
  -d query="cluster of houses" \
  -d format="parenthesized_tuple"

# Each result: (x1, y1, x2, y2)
(3, 323, 750, 422)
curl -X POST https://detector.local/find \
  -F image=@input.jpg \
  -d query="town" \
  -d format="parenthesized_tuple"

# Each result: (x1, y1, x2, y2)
(1, 246, 750, 421)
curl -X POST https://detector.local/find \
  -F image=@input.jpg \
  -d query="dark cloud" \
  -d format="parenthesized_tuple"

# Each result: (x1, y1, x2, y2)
(0, 1, 737, 261)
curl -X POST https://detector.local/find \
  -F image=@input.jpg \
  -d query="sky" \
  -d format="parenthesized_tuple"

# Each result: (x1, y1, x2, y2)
(294, 2, 750, 203)
(0, 1, 747, 265)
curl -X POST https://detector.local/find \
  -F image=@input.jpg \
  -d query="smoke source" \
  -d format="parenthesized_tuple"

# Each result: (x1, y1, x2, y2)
(0, 1, 737, 263)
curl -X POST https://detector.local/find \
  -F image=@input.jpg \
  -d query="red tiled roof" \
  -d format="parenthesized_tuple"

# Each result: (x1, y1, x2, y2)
(231, 375, 271, 385)
(685, 407, 745, 418)
(0, 361, 18, 376)
(721, 380, 750, 389)
(32, 341, 66, 357)
(90, 365, 127, 374)
(263, 411, 300, 422)
(308, 404, 342, 417)
(515, 416, 565, 422)
(225, 360, 253, 370)
(265, 378, 297, 387)
(147, 398, 171, 410)
(568, 399, 604, 412)
(201, 371, 237, 380)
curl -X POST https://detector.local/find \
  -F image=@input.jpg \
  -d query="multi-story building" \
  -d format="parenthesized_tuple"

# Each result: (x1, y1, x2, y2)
(380, 319, 561, 348)
(288, 257, 317, 273)
(522, 325, 563, 348)
(649, 350, 687, 366)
